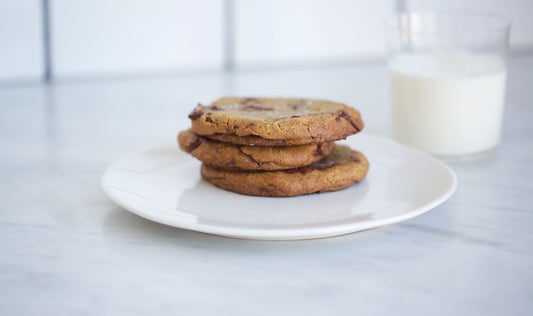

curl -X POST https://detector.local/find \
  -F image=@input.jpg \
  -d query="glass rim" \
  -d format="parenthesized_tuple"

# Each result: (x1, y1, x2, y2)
(387, 10, 511, 36)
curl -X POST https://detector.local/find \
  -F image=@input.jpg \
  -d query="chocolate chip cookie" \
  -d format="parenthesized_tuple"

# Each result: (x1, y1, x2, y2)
(200, 145, 369, 197)
(178, 129, 334, 170)
(189, 97, 364, 146)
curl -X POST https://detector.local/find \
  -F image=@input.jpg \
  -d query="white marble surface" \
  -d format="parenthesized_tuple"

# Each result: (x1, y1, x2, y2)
(1, 56, 532, 315)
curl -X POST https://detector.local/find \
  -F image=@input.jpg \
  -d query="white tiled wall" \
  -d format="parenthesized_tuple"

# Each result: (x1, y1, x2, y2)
(1, 0, 533, 83)
(0, 0, 43, 83)
(50, 0, 224, 79)
(234, 0, 394, 69)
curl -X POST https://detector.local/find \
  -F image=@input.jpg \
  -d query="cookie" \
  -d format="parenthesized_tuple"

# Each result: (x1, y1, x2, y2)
(178, 129, 334, 170)
(200, 145, 369, 197)
(189, 97, 364, 146)
(204, 133, 324, 147)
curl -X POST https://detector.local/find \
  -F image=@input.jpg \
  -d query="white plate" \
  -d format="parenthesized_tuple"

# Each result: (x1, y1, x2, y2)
(101, 134, 457, 240)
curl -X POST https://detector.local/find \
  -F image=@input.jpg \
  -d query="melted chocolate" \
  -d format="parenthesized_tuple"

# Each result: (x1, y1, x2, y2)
(289, 99, 305, 111)
(226, 159, 236, 167)
(336, 110, 363, 131)
(274, 115, 302, 121)
(238, 147, 263, 166)
(188, 109, 204, 120)
(238, 98, 274, 111)
(243, 105, 274, 111)
(186, 136, 204, 152)
(241, 97, 258, 103)
(272, 139, 286, 145)
(313, 144, 324, 156)
(284, 160, 335, 174)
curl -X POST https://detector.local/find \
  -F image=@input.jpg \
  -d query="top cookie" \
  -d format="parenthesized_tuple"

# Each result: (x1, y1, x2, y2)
(188, 97, 364, 146)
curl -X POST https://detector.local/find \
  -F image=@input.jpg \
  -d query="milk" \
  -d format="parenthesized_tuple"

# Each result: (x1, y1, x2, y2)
(389, 52, 507, 157)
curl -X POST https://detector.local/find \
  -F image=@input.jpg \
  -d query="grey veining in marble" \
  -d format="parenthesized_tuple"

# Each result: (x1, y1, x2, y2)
(1, 56, 532, 315)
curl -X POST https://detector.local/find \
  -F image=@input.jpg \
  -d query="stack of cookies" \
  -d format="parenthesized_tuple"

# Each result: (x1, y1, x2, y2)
(178, 97, 369, 197)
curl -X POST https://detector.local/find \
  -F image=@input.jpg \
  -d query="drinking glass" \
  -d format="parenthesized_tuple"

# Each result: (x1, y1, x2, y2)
(387, 11, 510, 159)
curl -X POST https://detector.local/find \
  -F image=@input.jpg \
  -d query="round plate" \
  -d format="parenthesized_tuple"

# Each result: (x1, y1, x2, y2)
(101, 134, 457, 240)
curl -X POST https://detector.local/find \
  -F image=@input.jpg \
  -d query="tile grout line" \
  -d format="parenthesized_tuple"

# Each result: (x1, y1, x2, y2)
(41, 0, 52, 83)
(395, 0, 407, 12)
(223, 0, 234, 72)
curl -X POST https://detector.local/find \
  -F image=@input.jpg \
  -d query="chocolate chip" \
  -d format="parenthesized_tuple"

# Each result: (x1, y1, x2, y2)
(239, 97, 274, 111)
(241, 97, 258, 104)
(188, 109, 204, 120)
(238, 147, 262, 166)
(274, 115, 301, 121)
(243, 105, 274, 111)
(336, 110, 363, 131)
(226, 159, 236, 167)
(186, 136, 203, 152)
(313, 144, 324, 156)
(284, 161, 334, 174)
(288, 99, 305, 110)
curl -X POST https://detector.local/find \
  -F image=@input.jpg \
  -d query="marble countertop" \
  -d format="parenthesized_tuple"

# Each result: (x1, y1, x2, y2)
(1, 56, 532, 315)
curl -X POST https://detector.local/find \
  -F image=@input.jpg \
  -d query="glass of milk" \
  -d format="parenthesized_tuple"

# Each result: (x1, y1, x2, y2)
(387, 11, 510, 159)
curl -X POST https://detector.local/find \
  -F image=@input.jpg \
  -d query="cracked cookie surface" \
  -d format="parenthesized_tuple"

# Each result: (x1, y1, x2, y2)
(189, 97, 364, 146)
(200, 145, 369, 197)
(178, 129, 334, 170)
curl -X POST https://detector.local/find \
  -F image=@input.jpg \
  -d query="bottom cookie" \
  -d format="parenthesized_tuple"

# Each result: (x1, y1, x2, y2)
(200, 145, 369, 197)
